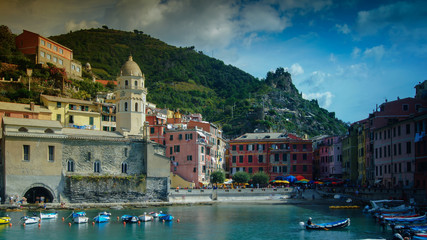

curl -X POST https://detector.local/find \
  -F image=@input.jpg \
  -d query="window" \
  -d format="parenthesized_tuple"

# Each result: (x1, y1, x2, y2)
(170, 135, 173, 141)
(232, 156, 236, 163)
(407, 162, 411, 172)
(135, 103, 138, 112)
(406, 142, 411, 154)
(124, 148, 128, 157)
(5, 113, 10, 117)
(258, 155, 263, 163)
(193, 167, 196, 173)
(45, 128, 54, 133)
(259, 167, 264, 172)
(150, 127, 155, 134)
(282, 166, 287, 173)
(232, 145, 236, 151)
(40, 39, 45, 45)
(47, 43, 51, 48)
(292, 154, 297, 160)
(57, 102, 61, 108)
(239, 156, 243, 163)
(134, 81, 138, 87)
(94, 161, 100, 173)
(89, 117, 94, 125)
(59, 49, 63, 54)
(239, 145, 243, 151)
(303, 165, 307, 172)
(174, 145, 180, 152)
(121, 162, 128, 174)
(23, 145, 30, 161)
(48, 146, 54, 162)
(398, 143, 402, 155)
(179, 134, 183, 140)
(402, 104, 409, 111)
(248, 167, 253, 174)
(124, 102, 128, 111)
(303, 154, 307, 160)
(18, 127, 28, 132)
(248, 155, 253, 163)
(69, 115, 74, 124)
(406, 124, 410, 134)
(53, 57, 57, 63)
(185, 134, 193, 140)
(275, 154, 279, 161)
(293, 144, 297, 149)
(46, 54, 51, 60)
(88, 152, 91, 161)
(292, 165, 296, 172)
(67, 160, 74, 172)
(187, 155, 192, 161)
(58, 59, 63, 65)
(283, 154, 288, 161)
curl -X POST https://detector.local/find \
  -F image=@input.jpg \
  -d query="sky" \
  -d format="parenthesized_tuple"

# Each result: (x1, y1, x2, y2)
(1, 0, 427, 123)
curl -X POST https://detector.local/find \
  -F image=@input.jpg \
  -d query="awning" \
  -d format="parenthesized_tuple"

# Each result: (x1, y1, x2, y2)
(374, 179, 382, 184)
(197, 132, 206, 138)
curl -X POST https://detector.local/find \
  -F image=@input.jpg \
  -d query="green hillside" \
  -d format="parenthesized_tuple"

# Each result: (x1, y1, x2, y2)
(0, 26, 348, 138)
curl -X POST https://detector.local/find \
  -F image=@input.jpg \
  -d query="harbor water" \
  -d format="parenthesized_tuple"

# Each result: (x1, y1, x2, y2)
(0, 203, 391, 240)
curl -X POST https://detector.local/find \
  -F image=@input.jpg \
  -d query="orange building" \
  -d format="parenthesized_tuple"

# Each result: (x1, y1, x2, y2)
(15, 30, 82, 79)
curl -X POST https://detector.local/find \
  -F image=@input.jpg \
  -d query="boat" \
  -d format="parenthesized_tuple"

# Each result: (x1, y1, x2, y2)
(72, 212, 88, 224)
(365, 200, 413, 214)
(158, 213, 174, 221)
(40, 212, 58, 220)
(150, 211, 159, 218)
(329, 205, 360, 209)
(299, 218, 350, 230)
(21, 216, 40, 224)
(121, 215, 139, 223)
(138, 213, 153, 222)
(94, 214, 110, 223)
(383, 214, 427, 223)
(98, 211, 111, 216)
(413, 234, 427, 240)
(0, 217, 11, 224)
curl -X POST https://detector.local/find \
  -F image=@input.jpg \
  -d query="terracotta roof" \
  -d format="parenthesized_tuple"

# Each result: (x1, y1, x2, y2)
(96, 80, 117, 86)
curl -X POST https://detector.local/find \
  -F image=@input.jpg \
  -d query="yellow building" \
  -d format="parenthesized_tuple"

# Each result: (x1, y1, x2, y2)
(357, 124, 366, 185)
(40, 94, 101, 130)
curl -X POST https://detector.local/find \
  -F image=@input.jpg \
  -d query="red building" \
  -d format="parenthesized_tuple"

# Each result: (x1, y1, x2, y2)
(228, 132, 313, 180)
(146, 107, 167, 145)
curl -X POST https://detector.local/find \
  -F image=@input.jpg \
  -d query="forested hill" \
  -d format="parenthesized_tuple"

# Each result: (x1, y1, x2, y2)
(0, 26, 347, 138)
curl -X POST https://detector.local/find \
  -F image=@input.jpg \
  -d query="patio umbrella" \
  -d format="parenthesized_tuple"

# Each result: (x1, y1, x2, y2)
(300, 179, 310, 182)
(285, 175, 297, 183)
(295, 175, 305, 181)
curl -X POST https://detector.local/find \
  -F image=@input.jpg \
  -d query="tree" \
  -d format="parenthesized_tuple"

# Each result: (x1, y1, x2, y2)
(251, 172, 269, 185)
(210, 170, 225, 184)
(232, 171, 250, 184)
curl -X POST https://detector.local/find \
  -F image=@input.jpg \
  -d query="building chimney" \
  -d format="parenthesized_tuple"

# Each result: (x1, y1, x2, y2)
(30, 102, 35, 111)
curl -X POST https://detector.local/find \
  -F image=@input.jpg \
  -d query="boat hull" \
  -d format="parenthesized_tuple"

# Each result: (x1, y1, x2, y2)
(73, 216, 89, 224)
(305, 218, 350, 230)
(0, 217, 11, 224)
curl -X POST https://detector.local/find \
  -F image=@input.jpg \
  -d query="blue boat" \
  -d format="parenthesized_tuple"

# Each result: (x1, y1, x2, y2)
(300, 218, 350, 230)
(72, 212, 86, 218)
(94, 214, 110, 223)
(158, 213, 174, 221)
(121, 215, 138, 223)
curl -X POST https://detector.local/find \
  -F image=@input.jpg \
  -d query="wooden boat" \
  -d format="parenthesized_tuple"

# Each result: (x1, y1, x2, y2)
(138, 213, 153, 222)
(383, 214, 426, 223)
(94, 215, 110, 223)
(72, 212, 88, 224)
(158, 213, 174, 221)
(121, 215, 138, 223)
(0, 217, 11, 224)
(300, 218, 350, 230)
(40, 212, 58, 220)
(21, 216, 40, 224)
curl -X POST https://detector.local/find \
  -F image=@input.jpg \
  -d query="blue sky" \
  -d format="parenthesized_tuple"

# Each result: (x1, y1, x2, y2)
(1, 0, 426, 123)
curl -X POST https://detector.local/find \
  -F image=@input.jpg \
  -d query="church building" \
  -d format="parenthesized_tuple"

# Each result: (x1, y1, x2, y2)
(0, 56, 170, 203)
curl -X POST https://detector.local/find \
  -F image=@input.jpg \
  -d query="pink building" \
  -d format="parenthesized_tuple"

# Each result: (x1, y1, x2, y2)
(371, 97, 427, 188)
(165, 128, 213, 186)
(315, 136, 343, 179)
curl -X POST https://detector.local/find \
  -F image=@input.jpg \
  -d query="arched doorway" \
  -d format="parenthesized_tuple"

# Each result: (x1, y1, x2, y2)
(23, 186, 54, 204)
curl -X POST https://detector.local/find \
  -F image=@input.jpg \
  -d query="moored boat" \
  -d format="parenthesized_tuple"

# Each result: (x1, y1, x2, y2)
(40, 212, 58, 220)
(72, 212, 88, 224)
(158, 213, 174, 221)
(121, 215, 139, 223)
(21, 216, 40, 225)
(383, 214, 426, 223)
(94, 214, 110, 223)
(299, 218, 350, 230)
(150, 211, 159, 218)
(138, 213, 153, 222)
(0, 217, 11, 224)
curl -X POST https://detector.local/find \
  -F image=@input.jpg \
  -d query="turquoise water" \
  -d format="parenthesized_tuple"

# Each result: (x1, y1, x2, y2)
(0, 203, 390, 240)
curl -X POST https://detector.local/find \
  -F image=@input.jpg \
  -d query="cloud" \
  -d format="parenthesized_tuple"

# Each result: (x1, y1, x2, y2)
(329, 53, 337, 63)
(335, 23, 350, 34)
(352, 47, 361, 58)
(289, 63, 304, 76)
(356, 1, 427, 36)
(302, 92, 333, 108)
(300, 71, 331, 90)
(363, 45, 385, 61)
(65, 20, 100, 33)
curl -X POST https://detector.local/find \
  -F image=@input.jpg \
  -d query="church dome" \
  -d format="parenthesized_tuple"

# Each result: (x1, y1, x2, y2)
(120, 55, 142, 77)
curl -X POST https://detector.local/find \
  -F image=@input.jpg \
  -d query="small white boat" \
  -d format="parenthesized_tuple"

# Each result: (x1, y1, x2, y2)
(40, 212, 58, 220)
(150, 211, 159, 218)
(73, 216, 89, 224)
(21, 216, 40, 224)
(99, 211, 111, 216)
(138, 212, 153, 222)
